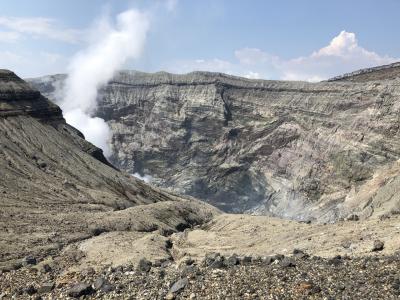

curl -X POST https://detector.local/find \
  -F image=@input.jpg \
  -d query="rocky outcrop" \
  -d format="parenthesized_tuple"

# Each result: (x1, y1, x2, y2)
(0, 70, 62, 121)
(0, 70, 219, 265)
(28, 67, 400, 222)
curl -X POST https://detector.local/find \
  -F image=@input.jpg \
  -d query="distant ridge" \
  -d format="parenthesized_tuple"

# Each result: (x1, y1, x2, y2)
(328, 61, 400, 82)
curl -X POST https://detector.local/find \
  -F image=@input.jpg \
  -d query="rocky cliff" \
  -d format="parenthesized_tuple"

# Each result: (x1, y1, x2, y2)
(0, 70, 218, 266)
(28, 65, 400, 222)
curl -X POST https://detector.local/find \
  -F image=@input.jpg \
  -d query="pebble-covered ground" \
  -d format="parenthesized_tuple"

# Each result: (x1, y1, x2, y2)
(1, 250, 400, 299)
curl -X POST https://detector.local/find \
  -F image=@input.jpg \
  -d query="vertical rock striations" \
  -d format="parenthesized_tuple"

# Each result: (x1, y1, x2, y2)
(28, 66, 400, 222)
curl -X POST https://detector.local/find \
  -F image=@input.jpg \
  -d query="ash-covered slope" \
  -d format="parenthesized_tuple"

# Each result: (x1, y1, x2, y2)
(0, 70, 218, 267)
(28, 68, 400, 222)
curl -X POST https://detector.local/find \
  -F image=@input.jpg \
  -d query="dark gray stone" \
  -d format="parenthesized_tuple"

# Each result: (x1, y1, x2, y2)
(25, 285, 37, 295)
(240, 256, 252, 264)
(210, 257, 225, 269)
(37, 282, 54, 294)
(23, 256, 37, 266)
(137, 258, 152, 272)
(170, 278, 188, 294)
(280, 257, 296, 268)
(226, 254, 239, 266)
(93, 277, 114, 293)
(67, 283, 93, 298)
(203, 252, 221, 266)
(293, 249, 308, 259)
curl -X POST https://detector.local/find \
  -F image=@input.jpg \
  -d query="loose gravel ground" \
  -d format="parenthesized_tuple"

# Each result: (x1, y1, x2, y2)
(1, 251, 399, 299)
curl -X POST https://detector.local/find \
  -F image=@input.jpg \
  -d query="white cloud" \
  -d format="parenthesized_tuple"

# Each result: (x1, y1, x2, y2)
(280, 30, 397, 81)
(0, 31, 20, 42)
(0, 16, 82, 43)
(165, 31, 399, 81)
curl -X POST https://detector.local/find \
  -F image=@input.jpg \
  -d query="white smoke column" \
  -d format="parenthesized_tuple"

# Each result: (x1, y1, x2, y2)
(61, 10, 149, 156)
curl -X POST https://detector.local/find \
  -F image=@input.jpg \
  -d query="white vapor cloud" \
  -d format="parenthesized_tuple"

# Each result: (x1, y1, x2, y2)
(61, 9, 149, 156)
(165, 31, 399, 81)
(0, 16, 82, 43)
(132, 173, 153, 183)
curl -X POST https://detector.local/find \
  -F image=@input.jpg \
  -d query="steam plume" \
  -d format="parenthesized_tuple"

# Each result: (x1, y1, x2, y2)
(61, 9, 149, 156)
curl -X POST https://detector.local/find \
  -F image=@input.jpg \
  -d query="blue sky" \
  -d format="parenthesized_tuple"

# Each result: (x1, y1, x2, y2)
(1, 0, 399, 80)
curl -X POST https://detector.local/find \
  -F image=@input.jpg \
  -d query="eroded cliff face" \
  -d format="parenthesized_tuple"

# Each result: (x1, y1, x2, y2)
(1, 70, 218, 265)
(28, 67, 400, 222)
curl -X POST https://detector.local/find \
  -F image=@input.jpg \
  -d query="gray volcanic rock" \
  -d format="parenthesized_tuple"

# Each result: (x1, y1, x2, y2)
(0, 70, 219, 266)
(28, 67, 400, 222)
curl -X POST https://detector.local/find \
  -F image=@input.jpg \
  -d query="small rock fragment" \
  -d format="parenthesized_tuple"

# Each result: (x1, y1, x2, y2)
(203, 252, 221, 266)
(68, 283, 93, 298)
(37, 282, 54, 294)
(346, 214, 359, 221)
(92, 277, 110, 291)
(372, 240, 384, 252)
(165, 292, 175, 300)
(280, 257, 296, 268)
(293, 249, 308, 259)
(25, 285, 37, 295)
(329, 255, 342, 266)
(210, 255, 225, 269)
(261, 256, 274, 265)
(170, 278, 188, 294)
(226, 254, 239, 266)
(240, 256, 252, 265)
(23, 256, 37, 266)
(137, 258, 152, 272)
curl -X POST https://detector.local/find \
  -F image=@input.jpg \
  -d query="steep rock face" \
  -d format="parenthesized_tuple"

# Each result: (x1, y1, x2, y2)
(0, 70, 219, 265)
(28, 68, 400, 222)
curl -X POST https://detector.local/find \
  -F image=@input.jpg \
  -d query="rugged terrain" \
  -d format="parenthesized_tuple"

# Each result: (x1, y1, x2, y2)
(0, 68, 399, 299)
(0, 69, 218, 271)
(29, 64, 400, 222)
